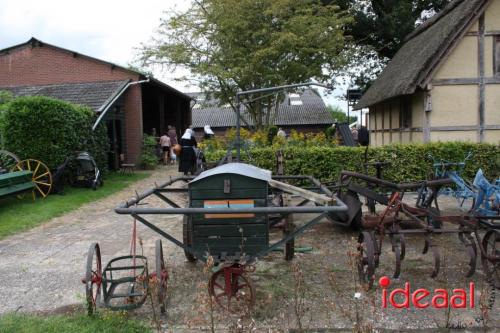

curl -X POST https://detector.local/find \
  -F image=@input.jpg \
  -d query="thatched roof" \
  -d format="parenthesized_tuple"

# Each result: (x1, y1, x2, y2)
(355, 0, 488, 110)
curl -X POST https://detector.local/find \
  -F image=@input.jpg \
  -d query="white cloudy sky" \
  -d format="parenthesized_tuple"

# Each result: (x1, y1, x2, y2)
(0, 0, 350, 111)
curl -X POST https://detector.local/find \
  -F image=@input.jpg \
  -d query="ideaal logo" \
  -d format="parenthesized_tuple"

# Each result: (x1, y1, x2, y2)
(379, 276, 475, 309)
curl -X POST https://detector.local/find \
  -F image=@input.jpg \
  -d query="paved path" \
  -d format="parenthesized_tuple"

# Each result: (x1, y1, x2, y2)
(0, 166, 187, 314)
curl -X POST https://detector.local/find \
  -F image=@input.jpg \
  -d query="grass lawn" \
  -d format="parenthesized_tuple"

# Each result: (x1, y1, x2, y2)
(0, 312, 151, 333)
(0, 172, 150, 239)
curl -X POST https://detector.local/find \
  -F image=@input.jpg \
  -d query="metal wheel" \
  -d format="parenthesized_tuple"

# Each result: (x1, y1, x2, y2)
(12, 159, 52, 198)
(208, 266, 256, 313)
(481, 230, 500, 288)
(0, 150, 20, 174)
(84, 243, 102, 316)
(357, 231, 376, 289)
(155, 239, 169, 313)
(183, 215, 197, 262)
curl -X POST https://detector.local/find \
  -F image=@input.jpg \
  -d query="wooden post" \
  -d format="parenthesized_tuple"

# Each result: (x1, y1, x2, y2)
(478, 14, 485, 143)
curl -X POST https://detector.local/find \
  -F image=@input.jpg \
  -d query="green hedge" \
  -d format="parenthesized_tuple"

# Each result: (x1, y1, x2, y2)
(1, 96, 108, 170)
(205, 142, 500, 182)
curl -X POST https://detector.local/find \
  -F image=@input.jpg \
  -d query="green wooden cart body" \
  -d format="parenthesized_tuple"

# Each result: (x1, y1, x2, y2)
(188, 170, 269, 258)
(0, 170, 34, 198)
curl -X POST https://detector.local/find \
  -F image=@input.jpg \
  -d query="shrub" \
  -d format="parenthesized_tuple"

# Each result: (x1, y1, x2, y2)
(1, 96, 108, 170)
(204, 142, 500, 182)
(139, 134, 158, 169)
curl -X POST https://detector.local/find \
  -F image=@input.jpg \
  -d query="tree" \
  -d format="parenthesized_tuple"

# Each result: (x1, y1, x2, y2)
(140, 0, 352, 129)
(327, 105, 357, 124)
(323, 0, 451, 91)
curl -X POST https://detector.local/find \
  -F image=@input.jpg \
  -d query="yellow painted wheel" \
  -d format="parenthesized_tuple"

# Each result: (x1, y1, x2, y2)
(12, 159, 52, 199)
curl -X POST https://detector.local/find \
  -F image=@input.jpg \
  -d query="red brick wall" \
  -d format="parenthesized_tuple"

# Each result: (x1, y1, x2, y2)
(0, 44, 139, 86)
(0, 43, 144, 164)
(123, 85, 143, 163)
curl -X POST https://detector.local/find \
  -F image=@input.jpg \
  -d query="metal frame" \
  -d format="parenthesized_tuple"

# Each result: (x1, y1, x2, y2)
(115, 175, 347, 264)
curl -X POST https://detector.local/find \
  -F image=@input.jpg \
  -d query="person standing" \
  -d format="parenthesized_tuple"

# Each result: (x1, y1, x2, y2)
(167, 125, 178, 146)
(358, 126, 370, 146)
(178, 128, 197, 175)
(159, 131, 171, 165)
(351, 126, 359, 145)
(167, 125, 178, 164)
(277, 127, 286, 138)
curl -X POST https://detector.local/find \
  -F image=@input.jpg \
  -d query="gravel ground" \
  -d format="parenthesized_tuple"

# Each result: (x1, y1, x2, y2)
(0, 167, 498, 332)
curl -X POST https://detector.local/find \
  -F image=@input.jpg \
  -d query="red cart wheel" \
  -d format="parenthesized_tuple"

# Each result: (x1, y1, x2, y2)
(155, 239, 169, 313)
(208, 266, 255, 313)
(481, 230, 500, 288)
(84, 243, 102, 316)
(357, 231, 376, 289)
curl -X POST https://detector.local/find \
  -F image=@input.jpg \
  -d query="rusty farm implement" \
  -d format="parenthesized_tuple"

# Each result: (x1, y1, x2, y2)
(333, 166, 499, 290)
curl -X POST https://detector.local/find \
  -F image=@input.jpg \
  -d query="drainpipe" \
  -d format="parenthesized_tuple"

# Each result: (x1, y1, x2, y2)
(92, 77, 150, 131)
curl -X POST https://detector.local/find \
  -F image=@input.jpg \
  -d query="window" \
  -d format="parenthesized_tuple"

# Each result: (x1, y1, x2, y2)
(288, 93, 302, 106)
(400, 96, 412, 128)
(495, 36, 500, 75)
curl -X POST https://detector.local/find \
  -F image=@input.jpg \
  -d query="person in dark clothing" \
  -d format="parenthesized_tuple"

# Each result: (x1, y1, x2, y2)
(178, 128, 197, 175)
(358, 126, 370, 146)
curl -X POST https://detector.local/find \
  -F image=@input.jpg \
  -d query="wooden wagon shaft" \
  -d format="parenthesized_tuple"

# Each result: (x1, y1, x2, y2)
(268, 179, 335, 206)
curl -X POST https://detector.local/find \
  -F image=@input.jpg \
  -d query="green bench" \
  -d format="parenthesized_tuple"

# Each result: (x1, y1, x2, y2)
(0, 170, 34, 198)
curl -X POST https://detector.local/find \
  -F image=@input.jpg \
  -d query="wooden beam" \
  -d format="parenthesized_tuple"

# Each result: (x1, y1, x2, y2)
(268, 179, 335, 206)
(478, 14, 485, 143)
(423, 92, 431, 143)
(433, 77, 500, 85)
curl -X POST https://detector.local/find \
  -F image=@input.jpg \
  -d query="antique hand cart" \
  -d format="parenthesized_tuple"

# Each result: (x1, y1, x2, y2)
(85, 163, 347, 314)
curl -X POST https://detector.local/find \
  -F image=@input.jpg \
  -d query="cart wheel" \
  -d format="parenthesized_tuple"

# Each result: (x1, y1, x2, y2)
(284, 221, 295, 261)
(357, 231, 376, 289)
(85, 243, 102, 316)
(12, 159, 52, 199)
(481, 230, 500, 288)
(0, 150, 20, 173)
(155, 239, 168, 313)
(208, 267, 256, 313)
(183, 215, 197, 262)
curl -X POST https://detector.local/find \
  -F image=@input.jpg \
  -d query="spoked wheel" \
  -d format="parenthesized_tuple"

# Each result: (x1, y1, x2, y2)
(183, 215, 197, 262)
(84, 243, 102, 316)
(0, 150, 20, 174)
(12, 159, 52, 199)
(208, 266, 256, 314)
(481, 230, 500, 288)
(155, 239, 169, 313)
(357, 231, 376, 289)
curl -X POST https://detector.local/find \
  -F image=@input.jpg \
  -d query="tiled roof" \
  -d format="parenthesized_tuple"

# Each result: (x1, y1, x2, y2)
(190, 89, 333, 128)
(0, 80, 129, 112)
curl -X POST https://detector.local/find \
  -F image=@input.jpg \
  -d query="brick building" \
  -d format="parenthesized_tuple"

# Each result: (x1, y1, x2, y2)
(0, 37, 192, 168)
